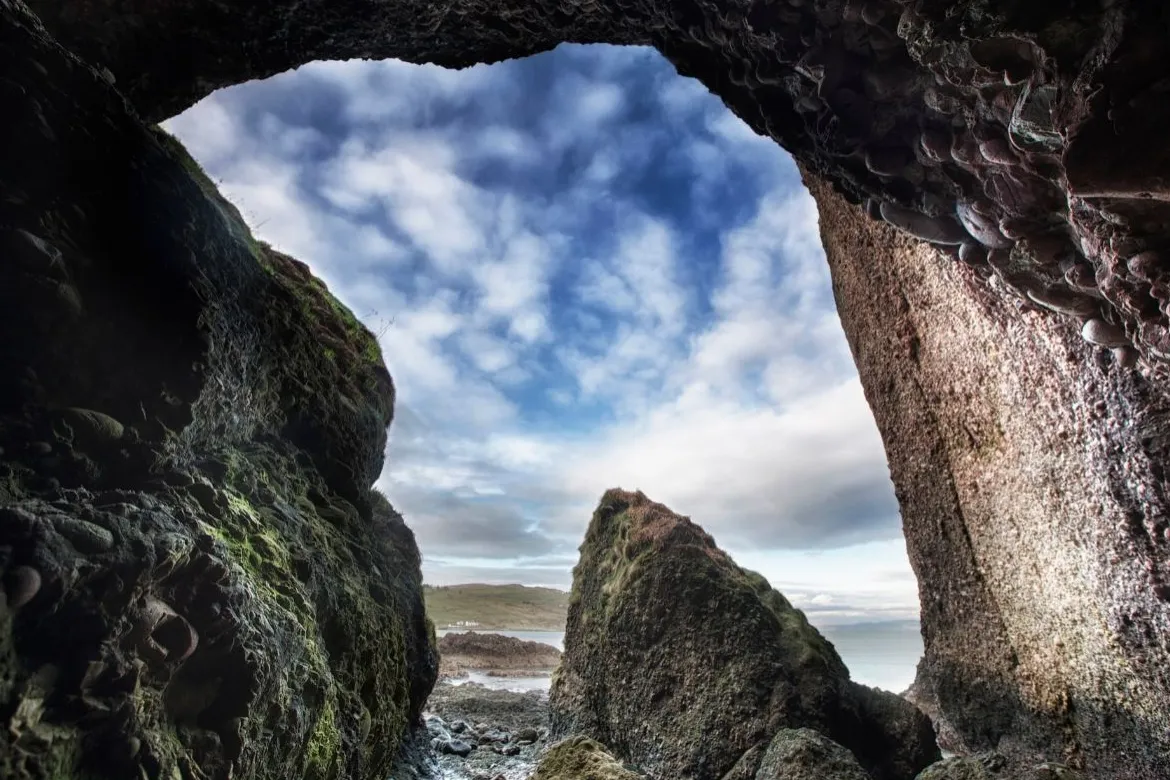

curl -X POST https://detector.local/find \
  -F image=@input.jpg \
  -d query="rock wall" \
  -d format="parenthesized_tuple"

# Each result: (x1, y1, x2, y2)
(550, 489, 938, 780)
(808, 171, 1170, 777)
(0, 4, 436, 779)
(4, 0, 1170, 777)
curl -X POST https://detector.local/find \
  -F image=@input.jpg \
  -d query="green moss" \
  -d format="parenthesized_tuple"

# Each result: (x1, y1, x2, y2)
(532, 736, 643, 780)
(305, 698, 341, 779)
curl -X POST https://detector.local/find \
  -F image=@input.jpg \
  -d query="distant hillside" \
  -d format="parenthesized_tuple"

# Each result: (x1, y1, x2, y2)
(424, 583, 569, 631)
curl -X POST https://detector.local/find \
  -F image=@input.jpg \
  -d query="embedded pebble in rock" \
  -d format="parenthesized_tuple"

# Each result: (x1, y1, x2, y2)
(51, 515, 115, 553)
(435, 738, 473, 757)
(919, 128, 953, 163)
(956, 202, 1014, 249)
(880, 202, 969, 246)
(1112, 347, 1138, 369)
(1081, 319, 1129, 348)
(978, 138, 1018, 167)
(57, 407, 125, 449)
(1025, 287, 1099, 318)
(959, 242, 988, 266)
(4, 566, 41, 609)
(27, 441, 52, 456)
(1126, 251, 1162, 282)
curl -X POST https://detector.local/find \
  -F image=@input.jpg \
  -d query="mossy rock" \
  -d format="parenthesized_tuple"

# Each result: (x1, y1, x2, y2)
(532, 736, 644, 780)
(754, 729, 870, 780)
(0, 16, 434, 780)
(550, 489, 938, 780)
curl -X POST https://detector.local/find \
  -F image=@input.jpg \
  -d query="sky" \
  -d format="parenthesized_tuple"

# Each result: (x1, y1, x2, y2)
(165, 44, 921, 625)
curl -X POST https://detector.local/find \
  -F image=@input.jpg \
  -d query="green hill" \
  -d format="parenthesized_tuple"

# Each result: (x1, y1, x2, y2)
(423, 583, 570, 631)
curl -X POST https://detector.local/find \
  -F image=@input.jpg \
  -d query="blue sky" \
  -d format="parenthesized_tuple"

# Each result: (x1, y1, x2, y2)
(165, 44, 920, 624)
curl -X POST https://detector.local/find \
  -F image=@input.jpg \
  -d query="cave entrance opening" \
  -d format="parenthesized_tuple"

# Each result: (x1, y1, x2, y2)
(161, 44, 923, 690)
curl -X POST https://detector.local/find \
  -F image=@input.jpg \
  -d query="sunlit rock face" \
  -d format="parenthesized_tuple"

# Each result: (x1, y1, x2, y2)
(809, 170, 1170, 778)
(5, 0, 1170, 777)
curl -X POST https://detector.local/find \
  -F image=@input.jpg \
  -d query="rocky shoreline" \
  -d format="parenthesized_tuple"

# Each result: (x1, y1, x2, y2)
(424, 682, 551, 780)
(438, 631, 562, 680)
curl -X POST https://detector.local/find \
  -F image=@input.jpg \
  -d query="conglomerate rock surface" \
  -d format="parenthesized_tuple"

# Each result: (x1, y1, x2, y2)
(4, 0, 1170, 777)
(549, 489, 939, 780)
(809, 170, 1170, 777)
(0, 4, 437, 779)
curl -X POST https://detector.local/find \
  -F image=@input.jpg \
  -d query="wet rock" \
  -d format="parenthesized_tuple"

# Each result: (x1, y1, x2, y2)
(550, 490, 938, 780)
(754, 728, 870, 780)
(434, 737, 474, 757)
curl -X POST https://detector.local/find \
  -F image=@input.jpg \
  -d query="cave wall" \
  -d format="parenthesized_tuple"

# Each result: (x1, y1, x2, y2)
(808, 170, 1170, 777)
(0, 4, 437, 779)
(5, 0, 1170, 777)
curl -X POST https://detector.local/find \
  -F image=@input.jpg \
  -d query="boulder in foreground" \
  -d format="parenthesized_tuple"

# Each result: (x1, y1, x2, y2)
(549, 489, 938, 780)
(532, 736, 643, 780)
(754, 729, 871, 780)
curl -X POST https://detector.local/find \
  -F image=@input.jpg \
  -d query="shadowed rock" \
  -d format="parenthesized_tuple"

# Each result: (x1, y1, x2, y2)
(754, 729, 871, 780)
(0, 5, 436, 779)
(549, 489, 938, 780)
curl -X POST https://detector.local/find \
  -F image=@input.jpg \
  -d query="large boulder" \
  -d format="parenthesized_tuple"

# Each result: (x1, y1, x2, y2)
(754, 729, 871, 780)
(0, 5, 436, 779)
(915, 753, 1087, 780)
(532, 736, 644, 780)
(549, 489, 939, 780)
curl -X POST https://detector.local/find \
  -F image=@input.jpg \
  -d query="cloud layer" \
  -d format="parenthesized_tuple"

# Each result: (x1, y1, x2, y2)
(165, 43, 918, 621)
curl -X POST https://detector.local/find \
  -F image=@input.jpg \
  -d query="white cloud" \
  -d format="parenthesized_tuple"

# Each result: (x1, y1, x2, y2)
(165, 45, 916, 625)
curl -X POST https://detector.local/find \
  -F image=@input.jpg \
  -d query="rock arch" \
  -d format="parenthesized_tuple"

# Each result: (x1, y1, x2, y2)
(3, 0, 1170, 777)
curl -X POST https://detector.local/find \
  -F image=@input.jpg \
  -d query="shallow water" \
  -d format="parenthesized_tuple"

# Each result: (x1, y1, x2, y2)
(437, 620, 923, 694)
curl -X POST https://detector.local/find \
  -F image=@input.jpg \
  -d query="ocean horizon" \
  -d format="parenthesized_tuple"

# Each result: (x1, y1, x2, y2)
(438, 618, 922, 695)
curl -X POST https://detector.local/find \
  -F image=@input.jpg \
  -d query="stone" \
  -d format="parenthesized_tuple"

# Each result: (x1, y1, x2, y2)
(753, 728, 870, 780)
(515, 726, 539, 743)
(531, 736, 643, 780)
(51, 515, 115, 553)
(1080, 319, 1129, 348)
(3, 566, 41, 609)
(56, 408, 125, 450)
(880, 202, 969, 246)
(550, 489, 938, 780)
(435, 737, 474, 757)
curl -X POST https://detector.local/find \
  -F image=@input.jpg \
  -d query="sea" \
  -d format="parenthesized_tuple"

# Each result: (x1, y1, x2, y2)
(437, 619, 923, 695)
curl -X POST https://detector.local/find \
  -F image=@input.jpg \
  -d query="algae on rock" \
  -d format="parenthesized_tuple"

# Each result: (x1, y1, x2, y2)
(532, 736, 644, 780)
(0, 5, 436, 778)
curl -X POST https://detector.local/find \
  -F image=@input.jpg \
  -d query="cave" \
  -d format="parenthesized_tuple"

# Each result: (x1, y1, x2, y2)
(1, 0, 1169, 779)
